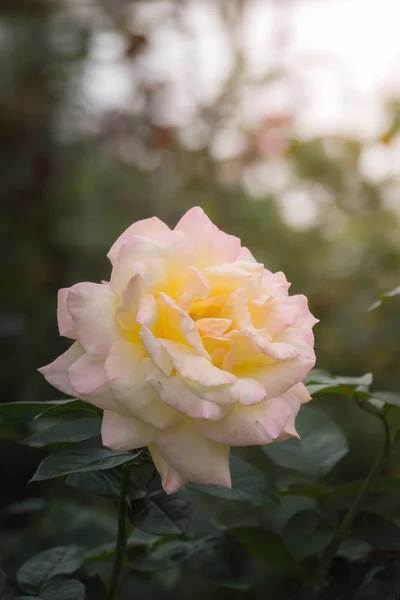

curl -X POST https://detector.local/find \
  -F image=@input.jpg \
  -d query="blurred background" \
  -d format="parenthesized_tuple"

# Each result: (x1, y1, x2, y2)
(1, 0, 400, 596)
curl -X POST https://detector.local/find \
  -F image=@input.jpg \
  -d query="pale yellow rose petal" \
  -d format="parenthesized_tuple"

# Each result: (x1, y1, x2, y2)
(144, 359, 227, 420)
(38, 342, 84, 398)
(161, 339, 236, 386)
(158, 293, 209, 357)
(67, 282, 117, 359)
(149, 444, 188, 494)
(102, 410, 158, 451)
(105, 340, 179, 428)
(155, 419, 231, 487)
(57, 288, 75, 338)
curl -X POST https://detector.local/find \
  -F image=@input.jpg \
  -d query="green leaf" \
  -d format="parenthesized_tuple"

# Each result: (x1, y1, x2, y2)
(372, 391, 400, 408)
(0, 401, 74, 416)
(354, 559, 400, 599)
(190, 455, 278, 505)
(352, 512, 400, 551)
(330, 476, 400, 498)
(37, 400, 100, 419)
(282, 510, 333, 560)
(262, 406, 348, 478)
(40, 578, 85, 600)
(229, 527, 298, 572)
(27, 418, 101, 446)
(128, 540, 193, 572)
(17, 546, 83, 595)
(66, 467, 122, 499)
(30, 446, 139, 481)
(305, 373, 373, 396)
(189, 534, 253, 589)
(368, 285, 400, 312)
(128, 488, 192, 535)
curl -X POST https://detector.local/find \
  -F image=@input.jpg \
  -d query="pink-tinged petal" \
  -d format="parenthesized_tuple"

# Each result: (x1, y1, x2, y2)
(237, 246, 257, 262)
(178, 266, 210, 310)
(67, 282, 117, 359)
(149, 444, 188, 494)
(262, 270, 291, 298)
(250, 296, 298, 335)
(155, 419, 231, 487)
(160, 340, 236, 386)
(278, 390, 302, 439)
(196, 395, 293, 446)
(195, 318, 232, 336)
(205, 264, 262, 298)
(38, 342, 84, 398)
(228, 378, 267, 406)
(158, 293, 208, 357)
(276, 328, 316, 361)
(226, 329, 298, 369)
(175, 207, 240, 267)
(249, 355, 316, 399)
(140, 326, 172, 376)
(221, 288, 253, 330)
(137, 294, 158, 328)
(105, 340, 179, 428)
(101, 410, 157, 451)
(68, 352, 120, 410)
(116, 274, 143, 330)
(108, 217, 172, 266)
(57, 288, 75, 338)
(291, 382, 312, 404)
(110, 235, 168, 294)
(291, 294, 319, 329)
(144, 360, 227, 420)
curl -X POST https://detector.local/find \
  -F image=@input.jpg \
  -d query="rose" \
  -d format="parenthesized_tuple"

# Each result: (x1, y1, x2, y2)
(39, 207, 317, 493)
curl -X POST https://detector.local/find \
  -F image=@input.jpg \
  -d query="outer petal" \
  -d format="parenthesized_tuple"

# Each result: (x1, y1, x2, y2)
(175, 207, 240, 267)
(196, 395, 294, 446)
(149, 444, 188, 494)
(101, 410, 157, 451)
(108, 216, 172, 266)
(144, 359, 227, 420)
(67, 282, 117, 359)
(68, 352, 120, 411)
(154, 420, 231, 487)
(161, 340, 236, 386)
(57, 288, 75, 338)
(110, 236, 167, 295)
(38, 342, 84, 397)
(250, 355, 315, 399)
(105, 340, 179, 428)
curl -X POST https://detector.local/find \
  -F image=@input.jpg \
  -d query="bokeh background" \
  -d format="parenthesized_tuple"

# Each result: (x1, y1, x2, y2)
(1, 0, 400, 597)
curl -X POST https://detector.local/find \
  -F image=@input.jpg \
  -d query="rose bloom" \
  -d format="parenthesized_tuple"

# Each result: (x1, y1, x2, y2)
(40, 207, 317, 493)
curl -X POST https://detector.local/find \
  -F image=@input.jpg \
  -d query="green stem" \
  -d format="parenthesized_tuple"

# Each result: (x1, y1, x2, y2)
(314, 399, 391, 586)
(107, 463, 131, 600)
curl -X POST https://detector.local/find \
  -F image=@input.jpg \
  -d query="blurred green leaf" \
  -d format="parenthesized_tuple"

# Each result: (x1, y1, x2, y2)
(262, 406, 348, 478)
(331, 477, 400, 498)
(368, 285, 400, 312)
(0, 401, 73, 416)
(372, 391, 400, 408)
(37, 400, 101, 419)
(305, 372, 373, 396)
(40, 578, 85, 600)
(66, 466, 122, 498)
(128, 539, 193, 572)
(17, 546, 83, 595)
(229, 527, 298, 572)
(31, 446, 139, 481)
(282, 510, 334, 560)
(27, 418, 101, 446)
(190, 455, 278, 505)
(354, 559, 400, 599)
(189, 534, 253, 589)
(129, 488, 192, 535)
(352, 512, 400, 550)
